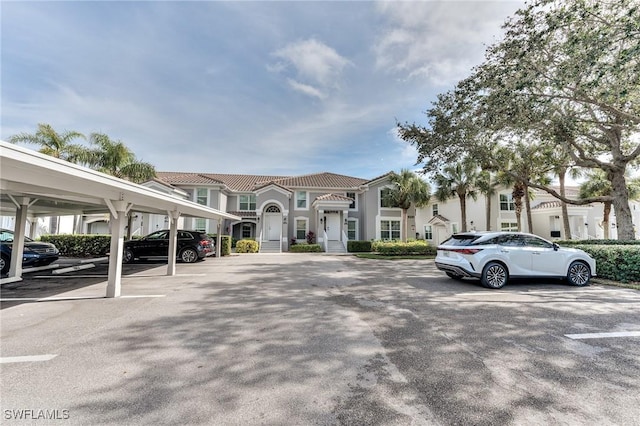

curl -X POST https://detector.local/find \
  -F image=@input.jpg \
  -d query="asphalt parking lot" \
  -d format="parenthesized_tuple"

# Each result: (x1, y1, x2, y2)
(1, 254, 639, 425)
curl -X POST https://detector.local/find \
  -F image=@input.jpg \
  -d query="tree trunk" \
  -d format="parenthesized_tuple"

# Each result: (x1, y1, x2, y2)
(602, 201, 611, 240)
(524, 184, 533, 233)
(609, 170, 635, 240)
(485, 193, 492, 231)
(459, 195, 467, 232)
(513, 183, 525, 232)
(559, 171, 571, 239)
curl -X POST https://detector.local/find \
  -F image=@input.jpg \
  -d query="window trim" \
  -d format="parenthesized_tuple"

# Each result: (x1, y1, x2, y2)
(432, 203, 439, 217)
(196, 188, 208, 206)
(238, 193, 256, 211)
(295, 191, 308, 210)
(424, 225, 433, 240)
(500, 222, 519, 232)
(294, 216, 309, 240)
(346, 192, 358, 211)
(499, 193, 516, 211)
(379, 218, 401, 241)
(379, 186, 400, 209)
(347, 218, 359, 240)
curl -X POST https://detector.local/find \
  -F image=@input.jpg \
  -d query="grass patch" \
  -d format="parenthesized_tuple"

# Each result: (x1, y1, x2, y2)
(592, 278, 640, 291)
(354, 253, 435, 260)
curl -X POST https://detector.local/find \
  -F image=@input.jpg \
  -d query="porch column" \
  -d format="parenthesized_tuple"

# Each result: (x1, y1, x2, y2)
(8, 198, 30, 279)
(106, 200, 129, 298)
(342, 210, 348, 240)
(166, 210, 180, 276)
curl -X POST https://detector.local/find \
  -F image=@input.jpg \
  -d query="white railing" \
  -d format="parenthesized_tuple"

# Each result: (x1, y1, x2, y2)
(342, 230, 348, 252)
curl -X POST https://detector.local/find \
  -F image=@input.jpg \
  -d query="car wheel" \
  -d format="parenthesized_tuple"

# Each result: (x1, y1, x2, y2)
(123, 248, 135, 264)
(481, 262, 508, 289)
(0, 254, 9, 275)
(446, 272, 464, 280)
(180, 248, 199, 263)
(567, 261, 591, 286)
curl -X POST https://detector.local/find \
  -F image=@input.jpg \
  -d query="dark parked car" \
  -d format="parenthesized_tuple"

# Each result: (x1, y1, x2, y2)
(0, 228, 60, 275)
(123, 230, 213, 264)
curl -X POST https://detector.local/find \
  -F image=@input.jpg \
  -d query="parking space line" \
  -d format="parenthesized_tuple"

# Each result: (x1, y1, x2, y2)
(1, 295, 166, 302)
(0, 354, 58, 364)
(120, 295, 166, 298)
(565, 331, 640, 340)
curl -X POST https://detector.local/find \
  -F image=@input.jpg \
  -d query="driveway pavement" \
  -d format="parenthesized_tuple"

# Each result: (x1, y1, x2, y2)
(1, 254, 639, 425)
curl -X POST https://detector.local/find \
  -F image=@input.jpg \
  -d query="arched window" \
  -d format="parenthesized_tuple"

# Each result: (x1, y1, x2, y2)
(265, 205, 281, 213)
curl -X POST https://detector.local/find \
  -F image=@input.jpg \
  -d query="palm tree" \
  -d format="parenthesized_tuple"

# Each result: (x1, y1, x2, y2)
(383, 169, 431, 242)
(9, 124, 89, 233)
(433, 159, 480, 232)
(9, 123, 87, 162)
(86, 133, 156, 183)
(475, 170, 497, 231)
(580, 170, 640, 239)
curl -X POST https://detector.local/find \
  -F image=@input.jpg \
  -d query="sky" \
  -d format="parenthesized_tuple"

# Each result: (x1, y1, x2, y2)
(1, 0, 525, 180)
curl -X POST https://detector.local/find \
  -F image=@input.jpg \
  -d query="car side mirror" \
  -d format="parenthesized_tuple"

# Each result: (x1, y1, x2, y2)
(552, 243, 559, 251)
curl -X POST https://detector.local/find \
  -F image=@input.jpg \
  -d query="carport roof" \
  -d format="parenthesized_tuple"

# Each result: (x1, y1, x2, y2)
(0, 141, 241, 221)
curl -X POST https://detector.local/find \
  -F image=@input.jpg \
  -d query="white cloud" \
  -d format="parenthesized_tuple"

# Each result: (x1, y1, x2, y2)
(374, 1, 523, 86)
(271, 38, 352, 97)
(287, 79, 327, 100)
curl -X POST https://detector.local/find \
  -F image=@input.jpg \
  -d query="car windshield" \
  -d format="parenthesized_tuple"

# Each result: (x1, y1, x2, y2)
(441, 235, 480, 246)
(0, 230, 33, 243)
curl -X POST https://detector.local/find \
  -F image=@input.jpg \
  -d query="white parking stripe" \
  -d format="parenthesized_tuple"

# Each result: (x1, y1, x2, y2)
(0, 354, 58, 364)
(565, 331, 640, 340)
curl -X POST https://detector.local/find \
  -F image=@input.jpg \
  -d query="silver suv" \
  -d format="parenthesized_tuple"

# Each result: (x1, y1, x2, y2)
(435, 232, 596, 289)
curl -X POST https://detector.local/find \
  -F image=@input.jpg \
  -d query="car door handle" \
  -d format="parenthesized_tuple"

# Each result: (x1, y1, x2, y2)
(500, 249, 509, 253)
(532, 252, 540, 255)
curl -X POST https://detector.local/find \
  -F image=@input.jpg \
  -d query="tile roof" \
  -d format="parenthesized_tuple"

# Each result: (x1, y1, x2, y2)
(532, 201, 563, 210)
(314, 193, 355, 202)
(268, 172, 367, 189)
(156, 171, 367, 191)
(227, 211, 257, 218)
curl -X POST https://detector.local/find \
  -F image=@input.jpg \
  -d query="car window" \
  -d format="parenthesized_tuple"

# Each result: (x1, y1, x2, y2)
(441, 235, 480, 246)
(473, 237, 499, 246)
(179, 231, 194, 239)
(147, 231, 168, 240)
(0, 231, 14, 242)
(523, 236, 552, 248)
(498, 234, 524, 246)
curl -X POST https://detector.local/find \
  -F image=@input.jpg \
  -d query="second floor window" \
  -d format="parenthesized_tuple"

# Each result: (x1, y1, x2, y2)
(346, 192, 356, 209)
(296, 191, 307, 209)
(432, 204, 439, 216)
(380, 188, 397, 208)
(239, 194, 256, 211)
(500, 194, 515, 211)
(196, 188, 208, 206)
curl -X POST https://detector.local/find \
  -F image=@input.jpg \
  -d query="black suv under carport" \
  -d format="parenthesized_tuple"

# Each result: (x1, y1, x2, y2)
(123, 230, 213, 264)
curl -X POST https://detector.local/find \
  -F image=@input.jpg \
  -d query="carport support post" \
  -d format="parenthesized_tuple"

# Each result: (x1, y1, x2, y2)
(106, 201, 129, 298)
(166, 210, 180, 276)
(8, 198, 30, 278)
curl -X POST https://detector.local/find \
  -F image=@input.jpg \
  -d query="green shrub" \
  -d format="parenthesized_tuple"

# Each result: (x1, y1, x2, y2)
(558, 239, 640, 246)
(347, 240, 372, 252)
(40, 234, 111, 257)
(575, 245, 640, 282)
(208, 234, 232, 256)
(290, 243, 322, 253)
(371, 240, 436, 256)
(236, 239, 259, 253)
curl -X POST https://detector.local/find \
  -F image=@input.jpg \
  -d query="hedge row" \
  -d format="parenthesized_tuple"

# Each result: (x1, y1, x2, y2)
(40, 234, 111, 257)
(574, 245, 640, 282)
(290, 244, 323, 253)
(559, 239, 640, 246)
(371, 240, 436, 256)
(347, 240, 373, 252)
(236, 239, 259, 253)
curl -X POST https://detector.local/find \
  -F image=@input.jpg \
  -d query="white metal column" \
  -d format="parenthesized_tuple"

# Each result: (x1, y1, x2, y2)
(106, 200, 129, 298)
(167, 210, 180, 276)
(8, 198, 30, 279)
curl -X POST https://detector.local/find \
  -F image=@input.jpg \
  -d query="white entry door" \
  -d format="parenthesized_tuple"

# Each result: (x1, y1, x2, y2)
(265, 214, 280, 240)
(326, 214, 341, 240)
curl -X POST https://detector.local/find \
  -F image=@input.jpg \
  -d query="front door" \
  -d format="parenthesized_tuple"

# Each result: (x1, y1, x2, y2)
(265, 214, 280, 241)
(326, 214, 340, 240)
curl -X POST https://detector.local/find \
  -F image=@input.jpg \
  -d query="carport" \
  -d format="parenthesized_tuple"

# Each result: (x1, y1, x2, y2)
(0, 141, 240, 297)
